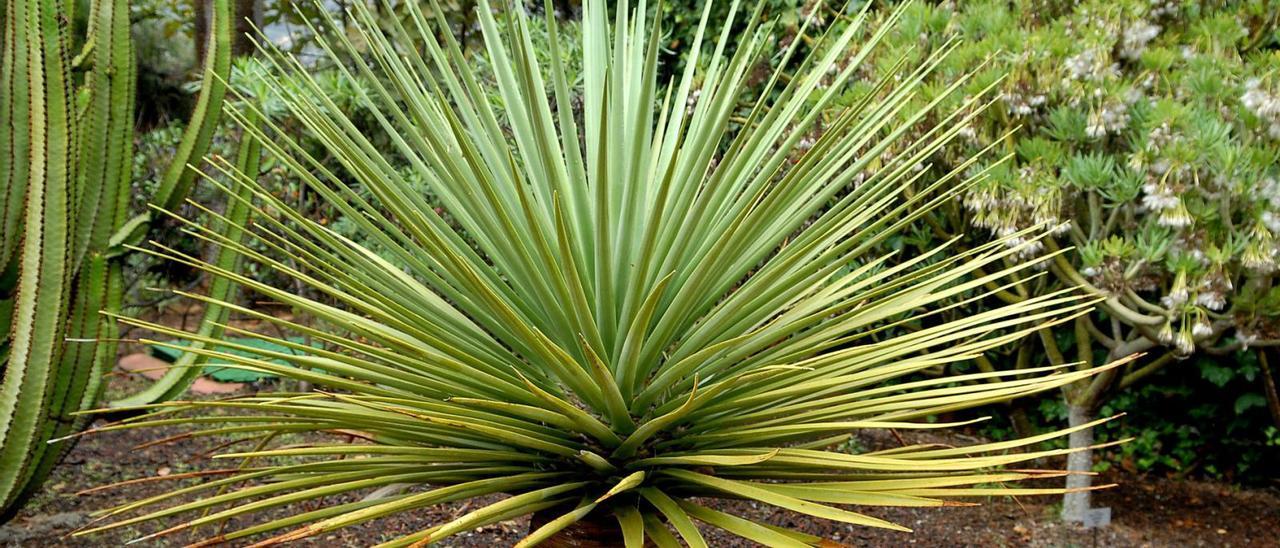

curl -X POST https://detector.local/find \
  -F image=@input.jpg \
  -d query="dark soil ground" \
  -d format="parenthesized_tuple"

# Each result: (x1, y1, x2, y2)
(3, 374, 1278, 547)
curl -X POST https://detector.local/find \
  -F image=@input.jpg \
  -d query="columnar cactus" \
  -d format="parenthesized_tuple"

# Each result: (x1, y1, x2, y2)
(0, 0, 236, 519)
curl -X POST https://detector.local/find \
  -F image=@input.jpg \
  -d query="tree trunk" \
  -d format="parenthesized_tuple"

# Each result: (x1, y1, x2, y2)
(1061, 403, 1093, 523)
(232, 0, 260, 56)
(1009, 404, 1035, 442)
(193, 0, 209, 66)
(1259, 349, 1280, 430)
(529, 507, 627, 548)
(1059, 333, 1138, 524)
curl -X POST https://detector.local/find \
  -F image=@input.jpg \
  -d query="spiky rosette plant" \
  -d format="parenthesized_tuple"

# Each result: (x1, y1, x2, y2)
(72, 0, 1122, 545)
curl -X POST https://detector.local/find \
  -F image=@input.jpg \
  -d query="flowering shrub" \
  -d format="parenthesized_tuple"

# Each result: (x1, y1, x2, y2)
(837, 0, 1280, 392)
(759, 0, 1280, 494)
(1014, 2, 1268, 348)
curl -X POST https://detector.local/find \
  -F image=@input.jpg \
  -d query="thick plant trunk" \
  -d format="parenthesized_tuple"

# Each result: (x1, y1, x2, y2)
(233, 0, 260, 56)
(530, 507, 626, 547)
(194, 0, 209, 65)
(1062, 403, 1093, 522)
(1259, 349, 1280, 429)
(1059, 332, 1133, 525)
(1009, 404, 1035, 441)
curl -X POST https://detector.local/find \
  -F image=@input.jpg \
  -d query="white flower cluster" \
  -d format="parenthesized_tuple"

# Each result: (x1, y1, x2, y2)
(1243, 246, 1276, 272)
(1161, 288, 1187, 309)
(685, 88, 701, 116)
(1086, 99, 1130, 138)
(1155, 271, 1219, 354)
(1131, 122, 1202, 229)
(1140, 172, 1194, 229)
(1119, 20, 1160, 60)
(1196, 292, 1227, 312)
(1262, 210, 1280, 234)
(1157, 320, 1198, 356)
(1174, 331, 1195, 355)
(1242, 181, 1280, 273)
(1063, 48, 1119, 82)
(1003, 91, 1046, 116)
(1261, 178, 1280, 209)
(1243, 221, 1278, 273)
(1158, 260, 1232, 314)
(1148, 0, 1178, 18)
(1147, 121, 1176, 149)
(1158, 201, 1192, 228)
(1140, 181, 1178, 210)
(964, 168, 1069, 261)
(1242, 78, 1280, 139)
(1195, 273, 1231, 311)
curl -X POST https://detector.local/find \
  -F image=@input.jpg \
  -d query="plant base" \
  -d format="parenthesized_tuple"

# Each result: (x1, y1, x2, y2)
(529, 507, 627, 547)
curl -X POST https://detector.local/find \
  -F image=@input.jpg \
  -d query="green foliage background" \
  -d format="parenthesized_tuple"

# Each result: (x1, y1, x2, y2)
(838, 0, 1280, 482)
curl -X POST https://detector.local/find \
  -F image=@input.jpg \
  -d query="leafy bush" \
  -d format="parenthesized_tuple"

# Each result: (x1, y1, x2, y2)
(80, 0, 1114, 544)
(787, 0, 1280, 488)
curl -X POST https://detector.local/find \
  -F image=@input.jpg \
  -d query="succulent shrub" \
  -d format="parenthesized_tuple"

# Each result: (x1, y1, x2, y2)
(0, 0, 139, 517)
(77, 0, 1119, 544)
(0, 0, 236, 518)
(798, 0, 1280, 518)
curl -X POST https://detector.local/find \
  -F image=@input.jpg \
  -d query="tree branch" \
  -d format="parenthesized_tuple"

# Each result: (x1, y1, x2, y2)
(1119, 352, 1175, 389)
(1044, 239, 1165, 327)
